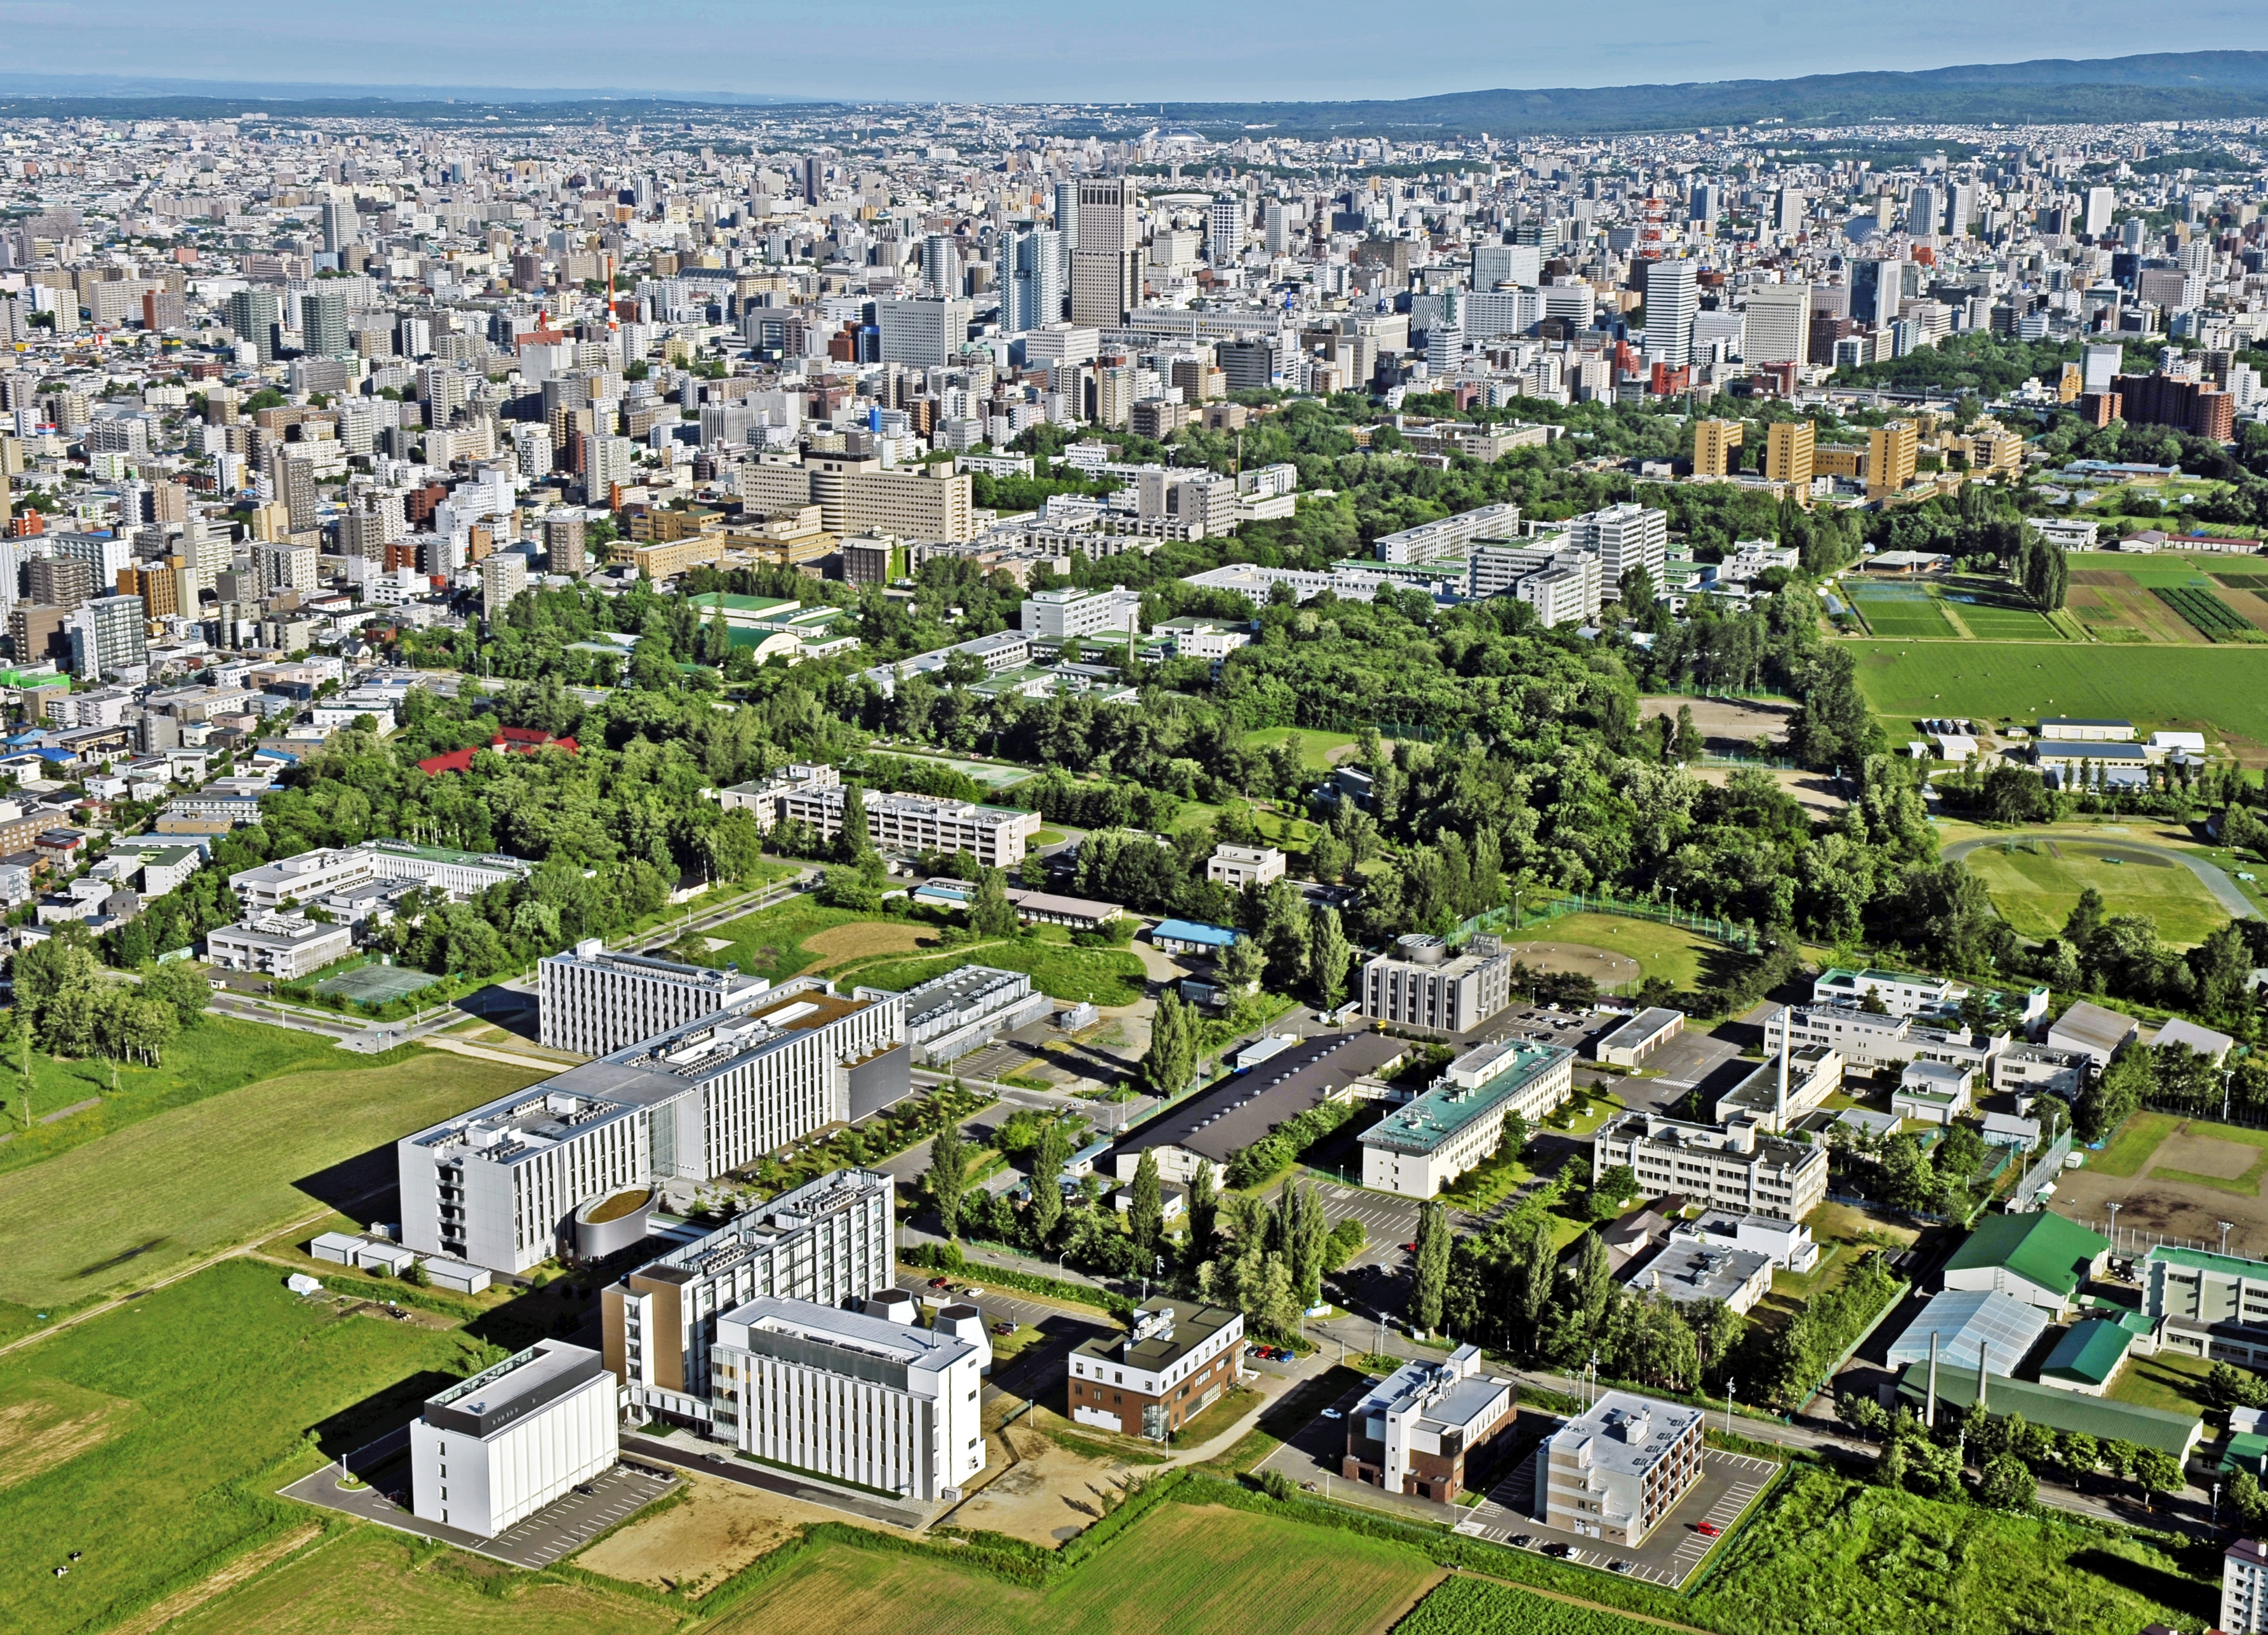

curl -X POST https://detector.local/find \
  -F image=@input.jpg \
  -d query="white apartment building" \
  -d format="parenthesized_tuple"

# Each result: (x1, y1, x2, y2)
(538, 938, 775, 1057)
(1466, 538, 1601, 625)
(711, 1297, 987, 1500)
(606, 1167, 894, 1428)
(399, 982, 906, 1273)
(1206, 843, 1284, 890)
(1361, 1038, 1573, 1198)
(411, 1341, 618, 1538)
(2225, 1537, 2268, 1633)
(1020, 584, 1142, 642)
(1591, 1112, 1829, 1222)
(1564, 503, 1669, 594)
(1537, 1391, 1704, 1546)
(789, 783, 1041, 869)
(204, 911, 353, 979)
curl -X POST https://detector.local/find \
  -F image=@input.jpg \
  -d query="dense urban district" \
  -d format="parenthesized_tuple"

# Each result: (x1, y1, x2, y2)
(16, 57, 2268, 1635)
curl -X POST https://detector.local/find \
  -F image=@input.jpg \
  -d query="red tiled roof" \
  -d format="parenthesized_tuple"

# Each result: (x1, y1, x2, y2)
(416, 746, 478, 776)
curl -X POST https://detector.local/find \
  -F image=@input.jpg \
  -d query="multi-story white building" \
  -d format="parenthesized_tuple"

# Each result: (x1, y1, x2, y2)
(230, 839, 531, 912)
(1361, 933, 1513, 1036)
(1564, 502, 1669, 595)
(410, 1340, 617, 1538)
(872, 964, 1051, 1065)
(1591, 1112, 1829, 1222)
(1778, 1003, 2006, 1078)
(755, 778, 1041, 869)
(399, 982, 907, 1273)
(2226, 1537, 2268, 1634)
(1340, 1344, 1518, 1502)
(605, 1167, 895, 1429)
(537, 938, 774, 1057)
(711, 1296, 987, 1500)
(204, 911, 353, 979)
(1020, 584, 1142, 642)
(1361, 1038, 1573, 1197)
(1537, 1391, 1704, 1546)
(1206, 843, 1284, 890)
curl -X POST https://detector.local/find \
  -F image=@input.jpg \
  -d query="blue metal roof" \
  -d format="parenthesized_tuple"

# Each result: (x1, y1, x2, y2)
(1151, 919, 1239, 947)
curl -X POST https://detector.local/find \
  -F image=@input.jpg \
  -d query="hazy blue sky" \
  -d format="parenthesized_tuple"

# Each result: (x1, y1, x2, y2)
(6, 0, 2268, 103)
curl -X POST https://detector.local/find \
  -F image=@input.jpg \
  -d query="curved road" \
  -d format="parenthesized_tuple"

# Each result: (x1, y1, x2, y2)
(1943, 830, 2259, 921)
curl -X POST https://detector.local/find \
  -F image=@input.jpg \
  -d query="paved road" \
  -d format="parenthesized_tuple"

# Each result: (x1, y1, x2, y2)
(1942, 830, 2259, 920)
(283, 1458, 678, 1568)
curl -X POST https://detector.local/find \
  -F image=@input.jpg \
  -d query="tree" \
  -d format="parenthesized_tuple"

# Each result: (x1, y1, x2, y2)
(1256, 878, 1311, 992)
(1029, 1117, 1070, 1243)
(2098, 1437, 2138, 1495)
(1587, 1163, 1641, 1222)
(2062, 886, 2107, 950)
(2056, 1429, 2099, 1485)
(837, 782, 871, 861)
(1187, 1161, 1219, 1262)
(1977, 1451, 2036, 1511)
(927, 1129, 971, 1239)
(1673, 703, 1704, 763)
(1128, 1149, 1164, 1262)
(1411, 1200, 1450, 1335)
(1141, 991, 1196, 1099)
(137, 959, 213, 1029)
(969, 865, 1020, 938)
(1310, 908, 1352, 1010)
(1218, 933, 1265, 992)
(2130, 1446, 2184, 1510)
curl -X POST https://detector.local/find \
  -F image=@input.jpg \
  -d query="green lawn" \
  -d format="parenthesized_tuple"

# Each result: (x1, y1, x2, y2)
(1951, 599, 2065, 640)
(0, 1258, 491, 1635)
(1960, 841, 2233, 947)
(2110, 1349, 2218, 1415)
(1849, 639, 2268, 745)
(692, 900, 885, 986)
(0, 1015, 345, 1180)
(1849, 592, 1958, 639)
(1241, 726, 1362, 770)
(2091, 1111, 2182, 1177)
(848, 939, 1146, 1007)
(1510, 912, 1721, 992)
(1690, 1464, 2215, 1634)
(0, 1044, 545, 1314)
(698, 1500, 1440, 1635)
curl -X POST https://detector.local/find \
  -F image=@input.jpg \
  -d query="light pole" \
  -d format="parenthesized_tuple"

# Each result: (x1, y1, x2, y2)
(1726, 1378, 1736, 1436)
(2223, 1221, 2237, 1257)
(2106, 1200, 2121, 1255)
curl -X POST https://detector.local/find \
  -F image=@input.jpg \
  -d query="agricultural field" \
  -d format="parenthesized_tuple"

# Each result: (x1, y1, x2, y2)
(1848, 640, 2268, 752)
(2064, 570, 2205, 645)
(0, 1259, 490, 1635)
(1957, 839, 2234, 946)
(1392, 1576, 1695, 1635)
(1687, 1465, 2215, 1635)
(0, 1044, 544, 1316)
(698, 1501, 1441, 1635)
(2152, 584, 2265, 643)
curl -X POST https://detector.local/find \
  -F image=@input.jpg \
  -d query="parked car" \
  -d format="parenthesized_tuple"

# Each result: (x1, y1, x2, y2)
(1321, 1407, 1342, 1420)
(1399, 1242, 1418, 1254)
(961, 1286, 984, 1297)
(1696, 1521, 1721, 1537)
(1609, 1560, 1632, 1575)
(1509, 1535, 1533, 1549)
(928, 1276, 953, 1289)
(992, 1319, 1016, 1335)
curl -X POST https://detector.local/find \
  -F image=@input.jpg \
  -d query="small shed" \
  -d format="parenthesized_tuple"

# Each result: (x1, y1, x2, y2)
(309, 1231, 363, 1265)
(285, 1272, 324, 1297)
(418, 1256, 491, 1295)
(352, 1239, 417, 1276)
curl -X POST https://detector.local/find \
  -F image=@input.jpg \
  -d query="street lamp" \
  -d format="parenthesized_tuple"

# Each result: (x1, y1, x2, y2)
(2223, 1221, 2237, 1257)
(1725, 1378, 1736, 1436)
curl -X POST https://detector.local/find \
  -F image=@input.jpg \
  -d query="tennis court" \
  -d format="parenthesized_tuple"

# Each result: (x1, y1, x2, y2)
(310, 963, 441, 1004)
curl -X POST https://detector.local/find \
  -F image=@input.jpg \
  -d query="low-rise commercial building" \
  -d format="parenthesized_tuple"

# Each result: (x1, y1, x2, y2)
(1779, 1002, 2005, 1078)
(1670, 1210, 1818, 1273)
(1361, 1038, 1573, 1198)
(204, 911, 352, 978)
(411, 1340, 617, 1538)
(1112, 1030, 1407, 1185)
(712, 1296, 986, 1500)
(1891, 1059, 1975, 1126)
(875, 964, 1051, 1064)
(1622, 1240, 1776, 1315)
(538, 938, 774, 1057)
(1537, 1391, 1704, 1546)
(1591, 1112, 1829, 1222)
(2046, 1000, 2142, 1070)
(1068, 1297, 1243, 1439)
(1340, 1345, 1518, 1502)
(1361, 933, 1513, 1036)
(1206, 843, 1285, 890)
(1594, 1007, 1683, 1067)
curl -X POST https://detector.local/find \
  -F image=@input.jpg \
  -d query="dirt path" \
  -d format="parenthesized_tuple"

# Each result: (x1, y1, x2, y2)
(109, 1521, 323, 1635)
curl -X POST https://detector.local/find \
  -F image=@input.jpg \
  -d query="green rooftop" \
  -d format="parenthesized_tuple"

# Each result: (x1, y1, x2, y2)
(2144, 1244, 2268, 1281)
(1894, 1363, 2199, 1457)
(1360, 1041, 1570, 1156)
(1945, 1211, 2109, 1298)
(2039, 1319, 2132, 1387)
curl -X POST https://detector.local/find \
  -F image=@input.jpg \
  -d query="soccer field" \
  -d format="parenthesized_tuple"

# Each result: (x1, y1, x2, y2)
(1850, 641, 2268, 746)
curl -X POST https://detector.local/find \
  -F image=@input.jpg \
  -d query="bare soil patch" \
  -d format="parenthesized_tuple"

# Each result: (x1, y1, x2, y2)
(1502, 940, 1642, 985)
(2151, 1133, 2258, 1181)
(800, 923, 937, 968)
(577, 1471, 898, 1595)
(944, 1425, 1140, 1548)
(1687, 765, 1849, 816)
(1639, 696, 1795, 754)
(0, 1379, 133, 1491)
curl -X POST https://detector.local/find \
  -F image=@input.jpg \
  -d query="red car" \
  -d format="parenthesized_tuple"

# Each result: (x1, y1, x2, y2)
(1400, 1243, 1419, 1254)
(1696, 1521, 1721, 1537)
(928, 1276, 952, 1289)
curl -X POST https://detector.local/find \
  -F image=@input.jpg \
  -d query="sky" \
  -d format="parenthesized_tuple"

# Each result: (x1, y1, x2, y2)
(6, 0, 2268, 104)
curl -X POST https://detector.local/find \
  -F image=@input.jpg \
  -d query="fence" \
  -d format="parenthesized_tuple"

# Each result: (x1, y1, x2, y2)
(2010, 1130, 2074, 1212)
(1524, 889, 1761, 954)
(2076, 1219, 2237, 1258)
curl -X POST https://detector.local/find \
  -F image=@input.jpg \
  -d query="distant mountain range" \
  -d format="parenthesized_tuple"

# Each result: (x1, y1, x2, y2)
(3, 52, 2268, 135)
(1158, 52, 2268, 137)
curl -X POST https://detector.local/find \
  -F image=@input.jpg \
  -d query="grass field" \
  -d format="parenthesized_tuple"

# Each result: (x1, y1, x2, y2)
(1688, 1464, 2214, 1634)
(1392, 1576, 1691, 1635)
(0, 1258, 488, 1635)
(848, 938, 1146, 1007)
(1847, 587, 1958, 639)
(1511, 913, 1721, 992)
(2091, 1111, 2184, 1177)
(1949, 598, 2064, 640)
(700, 1502, 1439, 1635)
(2109, 1349, 2218, 1416)
(1242, 726, 1363, 770)
(0, 1044, 545, 1314)
(1959, 841, 2232, 946)
(693, 901, 902, 987)
(0, 1017, 346, 1180)
(1849, 640, 2268, 747)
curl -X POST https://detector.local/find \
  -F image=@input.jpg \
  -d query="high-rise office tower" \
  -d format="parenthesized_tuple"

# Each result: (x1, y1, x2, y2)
(1689, 184, 1720, 232)
(921, 233, 961, 299)
(1907, 185, 1942, 237)
(1772, 189, 1805, 233)
(1947, 184, 1975, 239)
(1070, 178, 1138, 327)
(2085, 186, 2117, 239)
(1054, 178, 1080, 250)
(1641, 258, 1698, 368)
(1003, 229, 1065, 335)
(1208, 195, 1245, 264)
(321, 199, 353, 255)
(224, 289, 282, 363)
(1744, 283, 1812, 365)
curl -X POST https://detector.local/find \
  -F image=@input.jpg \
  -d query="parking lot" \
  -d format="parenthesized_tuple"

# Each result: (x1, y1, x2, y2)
(1599, 1025, 1752, 1117)
(1455, 1445, 1779, 1587)
(281, 1458, 678, 1569)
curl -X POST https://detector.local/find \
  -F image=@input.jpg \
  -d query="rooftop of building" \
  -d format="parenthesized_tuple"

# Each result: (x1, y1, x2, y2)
(1883, 1288, 2051, 1378)
(423, 1340, 605, 1438)
(1115, 1031, 1407, 1168)
(2041, 1318, 2133, 1387)
(1074, 1296, 1240, 1374)
(2145, 1243, 2268, 1281)
(1598, 1007, 1684, 1047)
(1548, 1391, 1703, 1479)
(1362, 1039, 1570, 1156)
(897, 963, 1030, 1027)
(1892, 1362, 2198, 1456)
(1624, 1241, 1775, 1306)
(629, 1167, 893, 1288)
(1354, 1345, 1509, 1434)
(723, 1295, 977, 1376)
(1944, 1210, 2107, 1296)
(2050, 1000, 2139, 1053)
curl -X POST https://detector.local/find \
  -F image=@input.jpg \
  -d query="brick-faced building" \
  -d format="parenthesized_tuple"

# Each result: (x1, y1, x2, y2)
(1067, 1298, 1243, 1439)
(1341, 1345, 1519, 1502)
